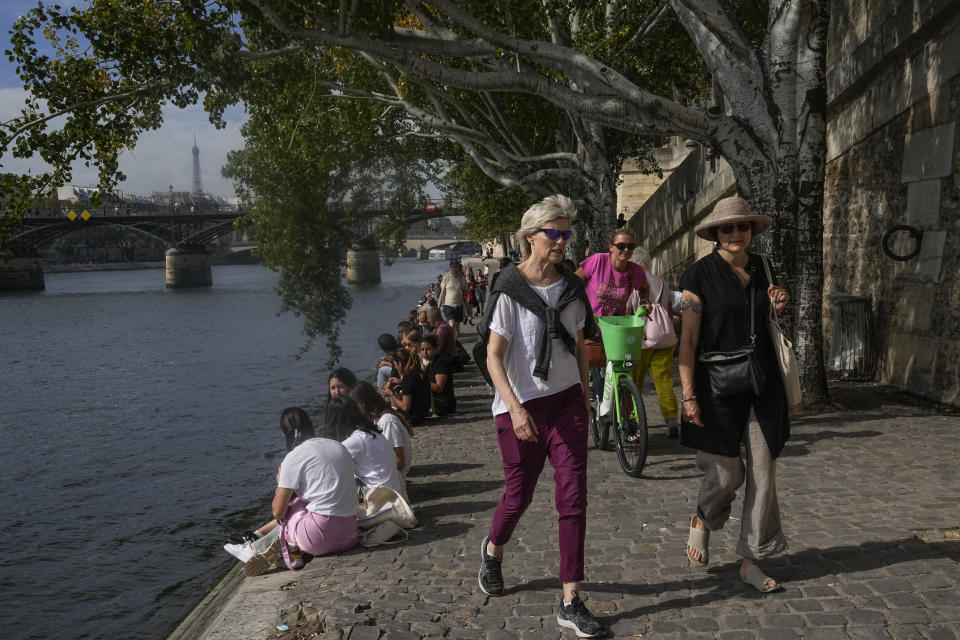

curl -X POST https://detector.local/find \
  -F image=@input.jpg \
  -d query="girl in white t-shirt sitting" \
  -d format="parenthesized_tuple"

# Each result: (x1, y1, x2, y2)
(322, 396, 406, 498)
(237, 407, 360, 577)
(349, 381, 415, 487)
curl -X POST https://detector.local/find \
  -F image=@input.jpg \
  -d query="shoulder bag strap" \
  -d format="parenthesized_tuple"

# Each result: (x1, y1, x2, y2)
(748, 265, 756, 345)
(760, 254, 779, 321)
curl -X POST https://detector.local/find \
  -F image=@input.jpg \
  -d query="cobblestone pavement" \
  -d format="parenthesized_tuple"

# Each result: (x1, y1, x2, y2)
(196, 345, 960, 640)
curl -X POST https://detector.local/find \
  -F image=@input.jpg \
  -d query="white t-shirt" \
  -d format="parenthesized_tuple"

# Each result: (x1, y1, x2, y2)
(277, 438, 358, 518)
(342, 429, 406, 495)
(378, 412, 413, 476)
(488, 279, 586, 416)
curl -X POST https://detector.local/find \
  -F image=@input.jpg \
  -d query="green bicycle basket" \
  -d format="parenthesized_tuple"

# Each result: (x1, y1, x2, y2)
(595, 309, 646, 362)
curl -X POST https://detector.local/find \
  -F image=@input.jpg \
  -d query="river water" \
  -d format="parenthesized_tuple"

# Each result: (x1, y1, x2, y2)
(0, 260, 447, 640)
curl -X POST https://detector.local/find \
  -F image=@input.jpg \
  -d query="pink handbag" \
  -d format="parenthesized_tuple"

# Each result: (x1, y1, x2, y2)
(643, 303, 677, 349)
(636, 275, 677, 350)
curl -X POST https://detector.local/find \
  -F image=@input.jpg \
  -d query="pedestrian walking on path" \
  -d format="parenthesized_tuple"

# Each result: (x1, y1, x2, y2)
(678, 195, 792, 593)
(438, 258, 468, 336)
(478, 194, 605, 638)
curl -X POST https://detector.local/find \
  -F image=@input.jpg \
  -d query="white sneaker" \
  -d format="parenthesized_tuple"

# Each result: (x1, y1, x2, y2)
(224, 541, 256, 563)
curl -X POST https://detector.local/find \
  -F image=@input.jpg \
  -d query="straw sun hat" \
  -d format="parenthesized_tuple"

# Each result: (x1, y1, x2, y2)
(694, 195, 773, 241)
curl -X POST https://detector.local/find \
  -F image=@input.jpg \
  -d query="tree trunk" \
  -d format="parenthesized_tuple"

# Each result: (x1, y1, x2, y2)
(725, 142, 829, 407)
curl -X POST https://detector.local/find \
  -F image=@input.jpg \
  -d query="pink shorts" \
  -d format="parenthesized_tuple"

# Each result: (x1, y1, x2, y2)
(280, 498, 358, 568)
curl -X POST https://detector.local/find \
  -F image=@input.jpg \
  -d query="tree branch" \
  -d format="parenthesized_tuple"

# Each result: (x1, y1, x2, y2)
(422, 0, 699, 124)
(1, 80, 171, 148)
(618, 1, 670, 52)
(236, 44, 302, 60)
(668, 0, 754, 63)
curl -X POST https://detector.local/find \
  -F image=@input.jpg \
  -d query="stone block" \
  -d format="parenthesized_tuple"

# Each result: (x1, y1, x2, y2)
(910, 87, 952, 133)
(901, 122, 957, 182)
(883, 332, 938, 385)
(924, 21, 960, 100)
(828, 99, 872, 162)
(893, 229, 947, 282)
(894, 283, 936, 332)
(906, 180, 942, 227)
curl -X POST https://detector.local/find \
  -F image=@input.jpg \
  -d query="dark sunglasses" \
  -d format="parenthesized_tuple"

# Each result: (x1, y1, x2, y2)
(612, 242, 636, 251)
(718, 222, 753, 234)
(535, 228, 573, 240)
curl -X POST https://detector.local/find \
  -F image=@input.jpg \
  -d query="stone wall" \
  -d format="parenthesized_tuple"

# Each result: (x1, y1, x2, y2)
(625, 0, 960, 404)
(628, 142, 736, 286)
(823, 1, 960, 404)
(615, 143, 690, 222)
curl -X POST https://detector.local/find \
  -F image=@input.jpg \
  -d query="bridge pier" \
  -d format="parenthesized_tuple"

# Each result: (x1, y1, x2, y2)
(417, 244, 429, 260)
(165, 247, 212, 288)
(0, 252, 45, 292)
(346, 247, 381, 284)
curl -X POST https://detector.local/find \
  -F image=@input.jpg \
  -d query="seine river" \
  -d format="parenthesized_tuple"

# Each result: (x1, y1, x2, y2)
(0, 260, 445, 640)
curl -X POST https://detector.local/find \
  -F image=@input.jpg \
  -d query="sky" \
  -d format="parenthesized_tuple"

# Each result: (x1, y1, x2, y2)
(0, 2, 246, 198)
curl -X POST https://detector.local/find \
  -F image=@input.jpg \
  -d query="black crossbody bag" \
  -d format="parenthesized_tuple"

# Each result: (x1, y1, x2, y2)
(697, 275, 766, 397)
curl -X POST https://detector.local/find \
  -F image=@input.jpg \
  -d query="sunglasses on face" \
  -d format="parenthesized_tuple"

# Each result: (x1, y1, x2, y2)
(718, 222, 752, 234)
(534, 228, 573, 240)
(612, 242, 636, 251)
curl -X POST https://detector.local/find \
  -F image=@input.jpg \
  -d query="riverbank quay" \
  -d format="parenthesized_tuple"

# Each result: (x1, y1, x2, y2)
(174, 342, 960, 640)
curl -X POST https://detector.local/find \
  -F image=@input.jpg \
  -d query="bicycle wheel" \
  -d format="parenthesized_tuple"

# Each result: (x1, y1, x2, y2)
(588, 367, 610, 450)
(613, 376, 648, 477)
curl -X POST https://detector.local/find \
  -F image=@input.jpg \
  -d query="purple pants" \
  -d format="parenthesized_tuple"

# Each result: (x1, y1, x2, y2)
(489, 384, 589, 583)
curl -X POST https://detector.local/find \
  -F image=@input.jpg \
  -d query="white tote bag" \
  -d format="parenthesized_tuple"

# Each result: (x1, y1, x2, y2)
(761, 256, 802, 406)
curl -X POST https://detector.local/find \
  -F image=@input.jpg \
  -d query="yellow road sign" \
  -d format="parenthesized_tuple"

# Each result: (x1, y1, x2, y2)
(80, 210, 91, 221)
(66, 210, 77, 221)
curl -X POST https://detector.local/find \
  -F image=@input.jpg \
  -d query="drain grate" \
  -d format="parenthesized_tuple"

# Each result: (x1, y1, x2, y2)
(913, 527, 960, 562)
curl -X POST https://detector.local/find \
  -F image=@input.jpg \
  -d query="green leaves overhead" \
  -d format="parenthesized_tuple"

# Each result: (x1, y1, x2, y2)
(0, 0, 760, 354)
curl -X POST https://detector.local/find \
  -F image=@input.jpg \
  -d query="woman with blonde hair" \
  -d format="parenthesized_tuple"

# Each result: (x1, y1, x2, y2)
(478, 194, 604, 638)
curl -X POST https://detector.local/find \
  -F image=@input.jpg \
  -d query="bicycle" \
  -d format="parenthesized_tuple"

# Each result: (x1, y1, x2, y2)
(588, 308, 649, 477)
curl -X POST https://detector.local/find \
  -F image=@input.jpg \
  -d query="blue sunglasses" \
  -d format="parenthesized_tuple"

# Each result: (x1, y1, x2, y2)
(535, 228, 573, 240)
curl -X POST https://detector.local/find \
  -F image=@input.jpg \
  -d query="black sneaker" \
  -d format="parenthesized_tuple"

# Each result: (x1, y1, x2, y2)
(227, 529, 260, 544)
(557, 592, 605, 638)
(477, 536, 504, 596)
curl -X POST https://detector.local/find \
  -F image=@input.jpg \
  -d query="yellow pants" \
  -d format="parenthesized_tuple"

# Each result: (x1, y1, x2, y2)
(632, 344, 679, 422)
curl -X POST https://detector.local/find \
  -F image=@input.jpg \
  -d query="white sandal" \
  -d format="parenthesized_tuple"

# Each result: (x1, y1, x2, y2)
(686, 515, 709, 566)
(741, 564, 784, 593)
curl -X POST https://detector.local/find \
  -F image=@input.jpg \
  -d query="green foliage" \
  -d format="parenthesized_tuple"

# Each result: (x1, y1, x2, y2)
(0, 0, 738, 348)
(222, 50, 437, 362)
(441, 157, 532, 243)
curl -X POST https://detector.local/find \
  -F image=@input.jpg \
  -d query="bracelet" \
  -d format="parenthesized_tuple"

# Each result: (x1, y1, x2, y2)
(681, 396, 697, 403)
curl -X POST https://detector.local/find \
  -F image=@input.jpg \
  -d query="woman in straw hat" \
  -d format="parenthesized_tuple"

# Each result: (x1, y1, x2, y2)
(677, 195, 791, 593)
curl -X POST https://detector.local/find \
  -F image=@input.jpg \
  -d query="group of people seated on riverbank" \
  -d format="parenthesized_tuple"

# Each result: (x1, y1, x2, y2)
(223, 269, 482, 576)
(375, 269, 484, 424)
(223, 367, 416, 576)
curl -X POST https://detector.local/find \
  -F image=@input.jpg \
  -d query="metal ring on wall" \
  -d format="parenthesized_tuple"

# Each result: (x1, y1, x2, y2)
(881, 225, 924, 261)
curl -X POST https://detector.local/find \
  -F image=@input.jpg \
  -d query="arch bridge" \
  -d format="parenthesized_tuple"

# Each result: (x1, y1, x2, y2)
(2, 204, 459, 290)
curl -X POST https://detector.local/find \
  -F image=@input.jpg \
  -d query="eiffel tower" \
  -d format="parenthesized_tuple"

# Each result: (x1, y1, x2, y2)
(191, 135, 203, 197)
